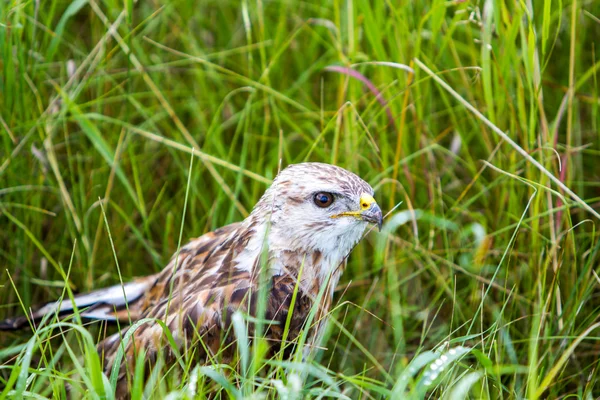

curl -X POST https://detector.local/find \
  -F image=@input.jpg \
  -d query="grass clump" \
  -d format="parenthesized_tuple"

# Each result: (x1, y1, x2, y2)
(2, 0, 600, 398)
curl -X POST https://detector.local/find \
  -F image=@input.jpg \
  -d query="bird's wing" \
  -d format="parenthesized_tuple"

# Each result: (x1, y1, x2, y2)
(0, 222, 242, 331)
(102, 271, 321, 399)
(0, 275, 157, 330)
(100, 233, 332, 397)
(99, 221, 261, 393)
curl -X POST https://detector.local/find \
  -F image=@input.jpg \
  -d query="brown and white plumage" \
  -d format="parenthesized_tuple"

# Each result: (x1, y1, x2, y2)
(1, 162, 382, 398)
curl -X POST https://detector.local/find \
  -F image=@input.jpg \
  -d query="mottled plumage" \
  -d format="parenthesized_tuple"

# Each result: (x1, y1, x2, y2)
(1, 162, 382, 398)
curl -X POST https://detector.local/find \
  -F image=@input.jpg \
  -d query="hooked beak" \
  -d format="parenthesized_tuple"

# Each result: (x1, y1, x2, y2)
(361, 202, 383, 232)
(331, 193, 383, 232)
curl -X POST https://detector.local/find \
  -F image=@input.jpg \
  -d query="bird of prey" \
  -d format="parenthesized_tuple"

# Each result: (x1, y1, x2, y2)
(1, 162, 383, 398)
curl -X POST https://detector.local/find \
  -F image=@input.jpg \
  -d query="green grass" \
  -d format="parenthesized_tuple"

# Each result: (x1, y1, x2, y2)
(1, 0, 600, 398)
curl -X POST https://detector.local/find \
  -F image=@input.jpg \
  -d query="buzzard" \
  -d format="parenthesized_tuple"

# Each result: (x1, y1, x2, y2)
(1, 162, 383, 397)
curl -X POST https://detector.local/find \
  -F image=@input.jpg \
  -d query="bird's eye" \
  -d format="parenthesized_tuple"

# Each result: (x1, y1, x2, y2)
(313, 192, 334, 208)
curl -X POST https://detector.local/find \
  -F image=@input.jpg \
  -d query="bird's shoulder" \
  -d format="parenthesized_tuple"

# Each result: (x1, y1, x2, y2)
(133, 222, 248, 316)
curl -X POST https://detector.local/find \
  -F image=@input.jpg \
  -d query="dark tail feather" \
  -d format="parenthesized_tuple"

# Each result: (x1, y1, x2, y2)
(0, 276, 157, 330)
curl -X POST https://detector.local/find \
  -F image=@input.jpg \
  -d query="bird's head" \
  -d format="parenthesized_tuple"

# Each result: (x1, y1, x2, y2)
(251, 162, 382, 260)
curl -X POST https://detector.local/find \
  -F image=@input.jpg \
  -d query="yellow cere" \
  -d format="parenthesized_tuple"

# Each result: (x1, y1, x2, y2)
(359, 194, 376, 210)
(331, 193, 376, 219)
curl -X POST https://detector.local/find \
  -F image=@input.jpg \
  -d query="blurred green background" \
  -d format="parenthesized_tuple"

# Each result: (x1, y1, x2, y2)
(1, 0, 600, 398)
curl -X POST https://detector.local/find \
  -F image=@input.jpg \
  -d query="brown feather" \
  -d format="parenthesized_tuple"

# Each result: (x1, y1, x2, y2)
(1, 163, 380, 399)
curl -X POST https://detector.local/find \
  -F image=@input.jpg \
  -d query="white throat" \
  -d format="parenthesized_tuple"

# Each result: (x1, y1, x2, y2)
(232, 214, 367, 293)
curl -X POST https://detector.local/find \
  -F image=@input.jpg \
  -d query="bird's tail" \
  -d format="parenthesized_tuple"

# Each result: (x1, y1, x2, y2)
(0, 276, 157, 330)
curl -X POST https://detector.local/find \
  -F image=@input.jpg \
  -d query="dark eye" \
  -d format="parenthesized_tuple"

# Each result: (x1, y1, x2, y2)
(313, 192, 334, 208)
